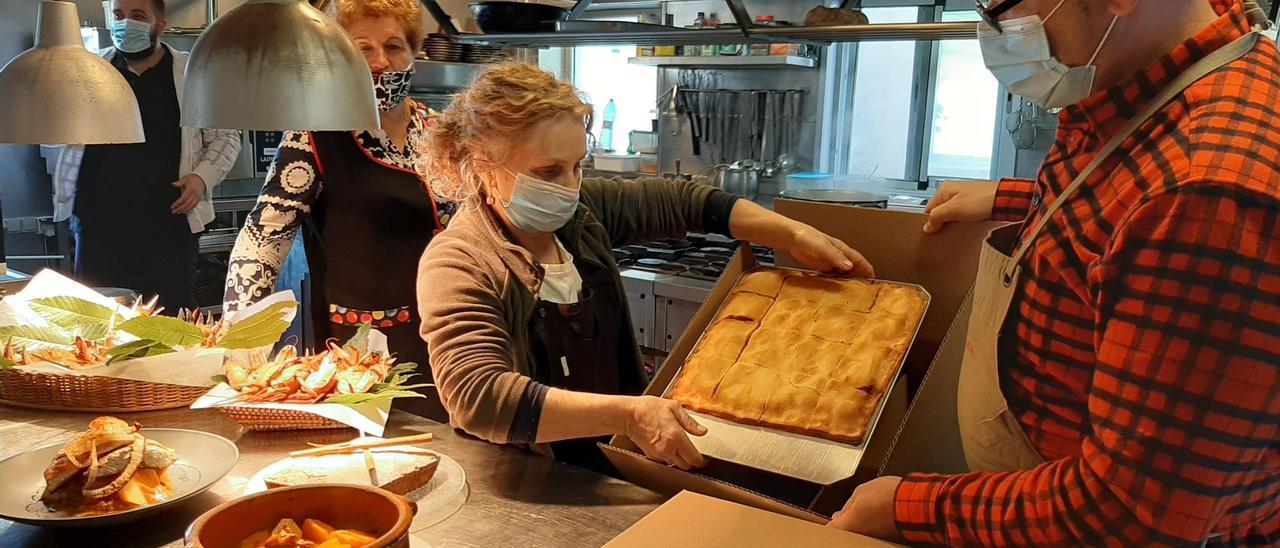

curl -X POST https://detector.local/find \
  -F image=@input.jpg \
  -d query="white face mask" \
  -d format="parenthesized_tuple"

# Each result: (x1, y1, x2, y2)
(978, 0, 1119, 109)
(496, 170, 580, 233)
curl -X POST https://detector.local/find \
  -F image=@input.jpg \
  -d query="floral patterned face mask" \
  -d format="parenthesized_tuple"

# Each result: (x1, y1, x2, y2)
(373, 64, 415, 112)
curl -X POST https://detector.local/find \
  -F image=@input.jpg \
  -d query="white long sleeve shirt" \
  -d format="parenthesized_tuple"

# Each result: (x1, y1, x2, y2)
(51, 43, 242, 233)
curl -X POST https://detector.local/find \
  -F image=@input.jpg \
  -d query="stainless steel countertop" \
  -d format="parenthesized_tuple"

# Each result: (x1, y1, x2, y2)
(0, 406, 665, 547)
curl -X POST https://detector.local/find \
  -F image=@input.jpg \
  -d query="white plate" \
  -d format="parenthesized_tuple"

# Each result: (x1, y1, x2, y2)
(244, 451, 467, 532)
(0, 428, 238, 527)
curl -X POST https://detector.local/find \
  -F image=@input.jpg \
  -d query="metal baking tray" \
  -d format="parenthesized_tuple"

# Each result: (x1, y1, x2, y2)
(778, 189, 891, 207)
(659, 264, 930, 483)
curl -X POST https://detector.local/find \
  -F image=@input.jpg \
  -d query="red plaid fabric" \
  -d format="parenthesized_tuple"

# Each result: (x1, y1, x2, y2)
(895, 2, 1280, 545)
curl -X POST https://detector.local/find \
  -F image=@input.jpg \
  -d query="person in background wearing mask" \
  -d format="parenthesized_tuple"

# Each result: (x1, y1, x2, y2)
(224, 0, 455, 420)
(53, 0, 241, 310)
(417, 62, 874, 474)
(830, 0, 1279, 545)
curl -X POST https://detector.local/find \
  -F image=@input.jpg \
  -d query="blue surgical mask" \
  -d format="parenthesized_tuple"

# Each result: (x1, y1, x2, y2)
(498, 171, 580, 233)
(109, 18, 153, 54)
(978, 0, 1118, 109)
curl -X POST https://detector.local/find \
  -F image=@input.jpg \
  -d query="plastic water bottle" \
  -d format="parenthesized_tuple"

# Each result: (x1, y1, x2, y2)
(601, 99, 617, 152)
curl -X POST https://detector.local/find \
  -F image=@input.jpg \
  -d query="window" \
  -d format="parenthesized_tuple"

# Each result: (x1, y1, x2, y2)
(925, 11, 999, 180)
(545, 12, 659, 156)
(572, 44, 658, 154)
(845, 7, 921, 180)
(841, 8, 1000, 185)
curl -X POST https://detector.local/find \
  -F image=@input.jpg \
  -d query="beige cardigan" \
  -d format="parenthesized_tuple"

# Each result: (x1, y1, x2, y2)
(416, 177, 719, 448)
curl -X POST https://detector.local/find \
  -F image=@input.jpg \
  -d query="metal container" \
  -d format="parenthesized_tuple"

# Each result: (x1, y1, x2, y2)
(708, 164, 761, 200)
(471, 2, 569, 33)
(778, 188, 890, 209)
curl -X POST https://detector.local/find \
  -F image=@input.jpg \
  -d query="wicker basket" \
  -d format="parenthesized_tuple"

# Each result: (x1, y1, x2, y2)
(218, 405, 350, 431)
(0, 368, 208, 412)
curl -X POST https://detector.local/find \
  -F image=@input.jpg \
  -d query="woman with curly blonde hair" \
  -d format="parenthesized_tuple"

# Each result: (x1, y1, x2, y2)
(417, 62, 873, 472)
(225, 0, 452, 419)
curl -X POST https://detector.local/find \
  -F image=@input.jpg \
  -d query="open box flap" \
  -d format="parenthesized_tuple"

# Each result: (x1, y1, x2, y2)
(605, 491, 902, 547)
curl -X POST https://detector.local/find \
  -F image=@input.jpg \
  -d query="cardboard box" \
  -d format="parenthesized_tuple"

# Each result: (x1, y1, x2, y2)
(602, 200, 1003, 519)
(606, 490, 901, 547)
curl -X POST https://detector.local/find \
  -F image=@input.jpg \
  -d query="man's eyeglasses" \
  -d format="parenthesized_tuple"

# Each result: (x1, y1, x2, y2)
(976, 0, 1026, 33)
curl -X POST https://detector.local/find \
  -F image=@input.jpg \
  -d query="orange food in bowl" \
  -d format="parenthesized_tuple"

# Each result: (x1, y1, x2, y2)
(186, 484, 414, 548)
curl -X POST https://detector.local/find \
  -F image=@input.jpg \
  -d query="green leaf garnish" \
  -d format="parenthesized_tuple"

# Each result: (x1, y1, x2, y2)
(0, 326, 75, 350)
(210, 374, 230, 385)
(218, 299, 298, 350)
(344, 323, 371, 352)
(28, 296, 122, 331)
(106, 339, 175, 363)
(0, 355, 15, 369)
(323, 389, 426, 405)
(118, 316, 205, 347)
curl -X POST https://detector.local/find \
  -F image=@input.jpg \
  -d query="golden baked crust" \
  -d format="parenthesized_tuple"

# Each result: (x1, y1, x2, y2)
(671, 267, 927, 445)
(693, 318, 758, 360)
(807, 307, 867, 343)
(667, 354, 735, 410)
(735, 269, 789, 297)
(759, 299, 818, 331)
(720, 291, 775, 321)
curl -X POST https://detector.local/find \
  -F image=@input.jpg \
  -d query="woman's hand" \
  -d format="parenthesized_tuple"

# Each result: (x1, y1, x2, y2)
(787, 224, 875, 278)
(923, 181, 999, 234)
(624, 396, 708, 470)
(726, 199, 875, 278)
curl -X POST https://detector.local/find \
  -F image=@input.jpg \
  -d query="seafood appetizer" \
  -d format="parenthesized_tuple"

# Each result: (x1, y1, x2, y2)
(0, 294, 295, 369)
(221, 326, 429, 406)
(40, 417, 179, 515)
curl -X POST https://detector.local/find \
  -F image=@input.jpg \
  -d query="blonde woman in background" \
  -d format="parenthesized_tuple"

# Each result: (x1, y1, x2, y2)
(417, 62, 875, 473)
(224, 0, 453, 419)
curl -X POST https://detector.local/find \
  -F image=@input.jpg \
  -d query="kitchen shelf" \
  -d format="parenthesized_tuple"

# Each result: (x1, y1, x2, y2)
(451, 28, 757, 48)
(449, 22, 975, 48)
(628, 55, 817, 68)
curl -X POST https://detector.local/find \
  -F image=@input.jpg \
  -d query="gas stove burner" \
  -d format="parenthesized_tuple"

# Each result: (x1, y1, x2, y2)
(660, 239, 693, 249)
(636, 258, 668, 267)
(642, 247, 681, 260)
(689, 266, 723, 279)
(675, 257, 708, 267)
(702, 247, 734, 255)
(657, 263, 688, 273)
(613, 249, 634, 262)
(644, 241, 676, 250)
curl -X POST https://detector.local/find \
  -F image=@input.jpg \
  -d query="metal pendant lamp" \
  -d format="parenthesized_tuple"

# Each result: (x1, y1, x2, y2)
(182, 0, 379, 131)
(0, 1, 144, 144)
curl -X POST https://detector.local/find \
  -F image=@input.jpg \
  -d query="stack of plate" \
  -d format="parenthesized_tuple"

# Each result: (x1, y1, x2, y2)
(423, 34, 463, 62)
(463, 44, 504, 64)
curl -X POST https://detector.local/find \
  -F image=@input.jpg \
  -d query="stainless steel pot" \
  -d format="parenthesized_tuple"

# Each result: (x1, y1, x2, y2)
(707, 163, 760, 200)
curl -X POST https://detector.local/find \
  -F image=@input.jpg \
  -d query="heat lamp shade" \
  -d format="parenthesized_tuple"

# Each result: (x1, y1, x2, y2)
(181, 0, 380, 131)
(0, 1, 145, 145)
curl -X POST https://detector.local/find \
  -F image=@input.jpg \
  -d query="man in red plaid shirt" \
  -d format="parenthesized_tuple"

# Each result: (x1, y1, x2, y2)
(831, 0, 1279, 545)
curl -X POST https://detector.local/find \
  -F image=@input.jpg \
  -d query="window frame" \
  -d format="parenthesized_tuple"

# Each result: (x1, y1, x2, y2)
(836, 4, 1002, 190)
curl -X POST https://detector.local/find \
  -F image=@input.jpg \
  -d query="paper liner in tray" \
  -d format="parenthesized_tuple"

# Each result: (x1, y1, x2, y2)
(662, 274, 930, 485)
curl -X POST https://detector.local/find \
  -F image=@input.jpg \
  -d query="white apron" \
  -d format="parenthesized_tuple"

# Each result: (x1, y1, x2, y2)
(955, 32, 1261, 472)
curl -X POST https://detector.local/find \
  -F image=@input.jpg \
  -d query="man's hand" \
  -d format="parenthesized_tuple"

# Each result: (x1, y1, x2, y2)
(923, 180, 999, 234)
(171, 174, 207, 214)
(787, 223, 875, 278)
(827, 476, 904, 541)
